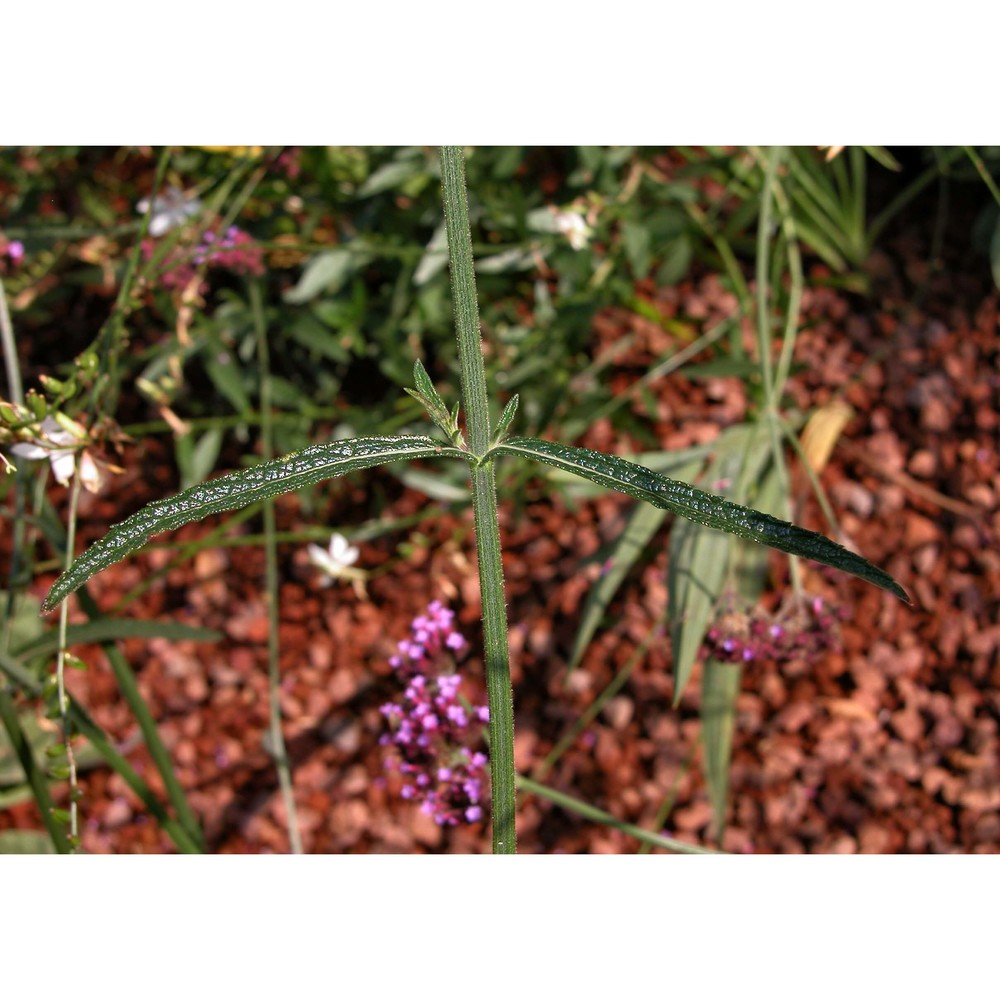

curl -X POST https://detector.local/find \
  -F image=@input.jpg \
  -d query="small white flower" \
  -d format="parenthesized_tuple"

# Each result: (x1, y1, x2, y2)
(553, 210, 592, 251)
(307, 532, 360, 586)
(9, 415, 84, 486)
(136, 186, 202, 237)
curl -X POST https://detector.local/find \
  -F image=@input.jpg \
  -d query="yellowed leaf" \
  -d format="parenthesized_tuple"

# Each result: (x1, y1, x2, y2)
(800, 400, 853, 474)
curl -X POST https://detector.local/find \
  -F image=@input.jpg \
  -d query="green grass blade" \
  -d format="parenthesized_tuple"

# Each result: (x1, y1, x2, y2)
(43, 435, 466, 610)
(701, 657, 742, 841)
(669, 518, 733, 706)
(516, 774, 722, 854)
(0, 829, 57, 853)
(13, 621, 221, 660)
(0, 685, 71, 853)
(73, 587, 204, 850)
(0, 649, 200, 853)
(493, 437, 908, 602)
(491, 394, 520, 446)
(670, 426, 774, 705)
(568, 502, 668, 671)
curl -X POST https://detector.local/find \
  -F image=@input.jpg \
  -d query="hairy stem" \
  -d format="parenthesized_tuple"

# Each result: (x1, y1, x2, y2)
(440, 145, 517, 853)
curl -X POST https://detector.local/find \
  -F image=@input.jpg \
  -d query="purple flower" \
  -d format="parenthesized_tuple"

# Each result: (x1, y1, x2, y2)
(380, 602, 489, 827)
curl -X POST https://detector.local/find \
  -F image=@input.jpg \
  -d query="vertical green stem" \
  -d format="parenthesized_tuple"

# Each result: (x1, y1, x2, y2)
(440, 147, 491, 458)
(251, 278, 303, 855)
(755, 146, 802, 594)
(90, 145, 172, 421)
(56, 464, 84, 848)
(439, 145, 517, 854)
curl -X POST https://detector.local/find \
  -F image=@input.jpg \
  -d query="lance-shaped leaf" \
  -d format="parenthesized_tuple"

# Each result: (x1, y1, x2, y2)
(491, 437, 909, 602)
(405, 360, 465, 448)
(491, 394, 520, 448)
(43, 435, 467, 611)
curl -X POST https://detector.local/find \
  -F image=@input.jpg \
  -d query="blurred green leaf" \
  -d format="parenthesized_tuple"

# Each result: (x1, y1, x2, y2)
(176, 428, 224, 491)
(0, 830, 55, 854)
(414, 221, 449, 286)
(357, 152, 427, 197)
(568, 501, 669, 671)
(283, 249, 361, 304)
(13, 620, 222, 660)
(669, 426, 772, 704)
(701, 658, 742, 841)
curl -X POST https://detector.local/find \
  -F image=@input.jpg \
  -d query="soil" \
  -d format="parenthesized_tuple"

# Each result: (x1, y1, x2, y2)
(3, 173, 998, 854)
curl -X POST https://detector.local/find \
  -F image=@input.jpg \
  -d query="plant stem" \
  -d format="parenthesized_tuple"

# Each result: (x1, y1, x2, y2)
(56, 464, 84, 848)
(755, 147, 802, 595)
(962, 145, 1000, 207)
(251, 278, 304, 855)
(440, 147, 491, 458)
(439, 145, 517, 854)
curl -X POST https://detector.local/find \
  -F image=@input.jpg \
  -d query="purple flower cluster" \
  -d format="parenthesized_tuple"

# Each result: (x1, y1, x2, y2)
(379, 601, 490, 827)
(142, 226, 264, 291)
(701, 594, 848, 665)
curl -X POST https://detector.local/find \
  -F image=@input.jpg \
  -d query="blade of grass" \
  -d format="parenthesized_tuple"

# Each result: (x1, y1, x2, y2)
(13, 620, 221, 660)
(701, 657, 742, 841)
(535, 619, 662, 783)
(0, 686, 71, 853)
(250, 276, 303, 855)
(74, 585, 204, 850)
(0, 649, 201, 853)
(567, 502, 668, 672)
(516, 774, 721, 854)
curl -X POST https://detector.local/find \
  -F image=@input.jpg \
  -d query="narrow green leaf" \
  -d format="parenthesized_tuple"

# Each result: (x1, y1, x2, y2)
(670, 517, 733, 704)
(862, 146, 902, 172)
(282, 248, 360, 304)
(0, 830, 56, 854)
(414, 221, 449, 286)
(13, 620, 221, 660)
(413, 359, 448, 414)
(670, 426, 771, 705)
(403, 387, 451, 430)
(43, 435, 467, 611)
(493, 437, 908, 602)
(702, 657, 742, 840)
(569, 502, 668, 671)
(0, 688, 71, 853)
(492, 394, 520, 446)
(0, 648, 201, 853)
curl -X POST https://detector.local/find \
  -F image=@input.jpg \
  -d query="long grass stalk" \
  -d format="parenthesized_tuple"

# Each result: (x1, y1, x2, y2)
(754, 146, 802, 595)
(250, 277, 303, 854)
(516, 775, 720, 854)
(73, 587, 204, 850)
(55, 466, 84, 847)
